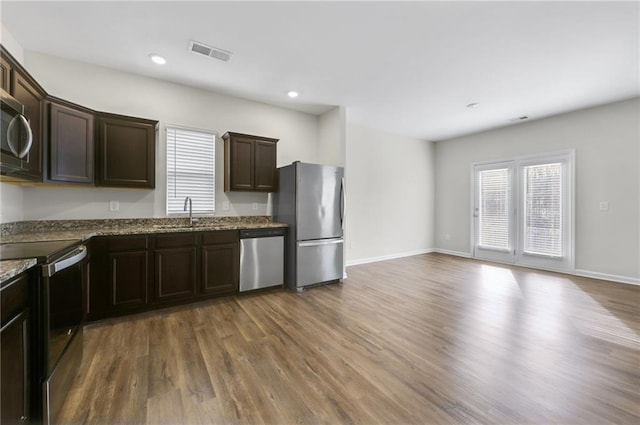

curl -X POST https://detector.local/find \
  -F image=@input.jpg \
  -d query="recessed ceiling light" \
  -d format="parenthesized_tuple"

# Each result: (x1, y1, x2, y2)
(149, 54, 166, 65)
(466, 102, 480, 109)
(287, 91, 299, 98)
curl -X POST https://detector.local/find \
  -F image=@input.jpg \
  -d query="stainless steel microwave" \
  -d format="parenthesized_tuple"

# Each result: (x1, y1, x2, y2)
(1, 88, 33, 172)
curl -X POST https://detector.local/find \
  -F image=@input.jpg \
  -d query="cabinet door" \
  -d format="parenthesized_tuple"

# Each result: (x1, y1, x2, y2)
(229, 137, 254, 190)
(12, 70, 44, 180)
(109, 250, 148, 309)
(49, 102, 95, 183)
(0, 54, 11, 92)
(97, 116, 156, 188)
(1, 311, 29, 424)
(201, 242, 239, 296)
(153, 234, 197, 302)
(254, 140, 277, 191)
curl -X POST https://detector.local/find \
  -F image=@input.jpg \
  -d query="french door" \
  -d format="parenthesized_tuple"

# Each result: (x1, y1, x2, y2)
(473, 152, 574, 272)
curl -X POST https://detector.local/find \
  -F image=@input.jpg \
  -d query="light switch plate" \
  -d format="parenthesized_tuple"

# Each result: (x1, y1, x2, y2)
(223, 200, 230, 211)
(252, 202, 258, 210)
(599, 201, 609, 211)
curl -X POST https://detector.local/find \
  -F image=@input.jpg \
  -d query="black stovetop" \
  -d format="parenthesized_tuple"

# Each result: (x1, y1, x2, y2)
(0, 240, 83, 263)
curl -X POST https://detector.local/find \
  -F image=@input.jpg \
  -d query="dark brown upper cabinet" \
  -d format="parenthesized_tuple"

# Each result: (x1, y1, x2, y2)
(48, 98, 95, 184)
(223, 132, 278, 192)
(1, 44, 159, 189)
(0, 54, 11, 92)
(96, 113, 157, 189)
(1, 47, 45, 182)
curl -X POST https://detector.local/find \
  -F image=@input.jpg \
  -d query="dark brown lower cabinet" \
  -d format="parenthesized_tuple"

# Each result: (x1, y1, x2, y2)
(1, 272, 31, 424)
(110, 250, 148, 309)
(88, 231, 239, 321)
(202, 231, 239, 296)
(88, 235, 148, 319)
(153, 234, 197, 303)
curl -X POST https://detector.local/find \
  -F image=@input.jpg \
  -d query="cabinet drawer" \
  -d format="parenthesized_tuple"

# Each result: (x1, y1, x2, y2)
(202, 230, 238, 245)
(108, 236, 148, 251)
(1, 273, 29, 325)
(155, 233, 197, 248)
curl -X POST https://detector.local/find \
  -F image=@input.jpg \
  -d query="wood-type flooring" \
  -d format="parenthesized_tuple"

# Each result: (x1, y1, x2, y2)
(58, 253, 640, 424)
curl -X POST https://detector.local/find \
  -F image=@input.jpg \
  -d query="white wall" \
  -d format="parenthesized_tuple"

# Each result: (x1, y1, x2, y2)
(17, 51, 320, 220)
(345, 122, 435, 264)
(0, 182, 23, 223)
(434, 98, 640, 282)
(317, 107, 346, 167)
(0, 22, 23, 63)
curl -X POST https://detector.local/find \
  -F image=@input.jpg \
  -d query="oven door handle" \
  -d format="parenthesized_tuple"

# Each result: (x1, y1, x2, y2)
(42, 245, 87, 278)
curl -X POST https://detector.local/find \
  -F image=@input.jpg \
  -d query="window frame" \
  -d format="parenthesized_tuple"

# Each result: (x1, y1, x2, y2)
(165, 124, 217, 216)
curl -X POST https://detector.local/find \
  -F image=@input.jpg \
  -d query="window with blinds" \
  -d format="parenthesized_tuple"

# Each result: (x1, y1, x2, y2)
(523, 162, 562, 257)
(166, 126, 215, 214)
(478, 168, 510, 250)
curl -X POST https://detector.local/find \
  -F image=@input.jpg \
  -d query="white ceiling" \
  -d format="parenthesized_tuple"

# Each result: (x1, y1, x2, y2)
(1, 1, 638, 141)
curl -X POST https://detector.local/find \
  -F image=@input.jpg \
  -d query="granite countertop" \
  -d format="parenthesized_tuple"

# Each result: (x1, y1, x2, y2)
(0, 259, 38, 285)
(0, 216, 287, 283)
(0, 216, 287, 243)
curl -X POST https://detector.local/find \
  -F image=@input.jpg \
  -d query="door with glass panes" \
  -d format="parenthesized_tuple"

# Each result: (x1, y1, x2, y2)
(473, 152, 573, 272)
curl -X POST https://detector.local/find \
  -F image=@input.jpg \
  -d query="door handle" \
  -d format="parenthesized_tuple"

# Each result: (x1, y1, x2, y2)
(7, 114, 33, 159)
(299, 239, 344, 247)
(340, 177, 345, 230)
(42, 246, 87, 277)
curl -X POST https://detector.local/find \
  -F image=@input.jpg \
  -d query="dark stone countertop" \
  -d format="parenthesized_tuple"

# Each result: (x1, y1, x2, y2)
(0, 216, 287, 283)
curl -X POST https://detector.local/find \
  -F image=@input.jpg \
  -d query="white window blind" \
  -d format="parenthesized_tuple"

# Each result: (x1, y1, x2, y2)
(523, 163, 562, 257)
(166, 126, 215, 214)
(478, 168, 510, 250)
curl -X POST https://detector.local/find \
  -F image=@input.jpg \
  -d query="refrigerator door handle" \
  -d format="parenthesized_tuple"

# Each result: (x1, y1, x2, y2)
(298, 238, 344, 247)
(340, 177, 345, 229)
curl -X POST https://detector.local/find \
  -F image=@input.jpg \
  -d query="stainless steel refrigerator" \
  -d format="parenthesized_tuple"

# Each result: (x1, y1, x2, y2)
(273, 162, 344, 291)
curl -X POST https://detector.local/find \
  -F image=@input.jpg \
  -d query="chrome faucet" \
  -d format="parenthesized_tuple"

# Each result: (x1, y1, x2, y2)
(183, 197, 198, 226)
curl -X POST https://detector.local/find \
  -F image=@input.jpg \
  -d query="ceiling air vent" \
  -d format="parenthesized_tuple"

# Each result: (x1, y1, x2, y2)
(189, 40, 232, 62)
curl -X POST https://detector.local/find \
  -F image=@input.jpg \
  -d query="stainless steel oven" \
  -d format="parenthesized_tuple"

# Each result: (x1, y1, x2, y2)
(40, 244, 86, 425)
(0, 240, 86, 425)
(1, 87, 33, 173)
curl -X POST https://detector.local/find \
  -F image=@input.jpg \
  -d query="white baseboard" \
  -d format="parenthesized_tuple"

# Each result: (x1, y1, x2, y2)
(432, 248, 472, 258)
(346, 248, 434, 267)
(345, 248, 639, 287)
(575, 269, 640, 286)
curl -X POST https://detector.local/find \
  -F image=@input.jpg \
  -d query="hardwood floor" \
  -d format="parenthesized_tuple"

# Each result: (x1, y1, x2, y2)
(59, 253, 640, 424)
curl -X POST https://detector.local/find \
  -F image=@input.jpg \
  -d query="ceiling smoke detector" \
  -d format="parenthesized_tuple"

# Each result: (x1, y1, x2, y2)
(189, 40, 232, 62)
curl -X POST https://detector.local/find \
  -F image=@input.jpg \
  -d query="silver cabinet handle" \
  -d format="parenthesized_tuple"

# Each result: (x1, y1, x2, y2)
(7, 114, 33, 159)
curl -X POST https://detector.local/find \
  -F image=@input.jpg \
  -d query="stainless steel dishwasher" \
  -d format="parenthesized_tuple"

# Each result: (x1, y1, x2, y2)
(239, 228, 285, 292)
